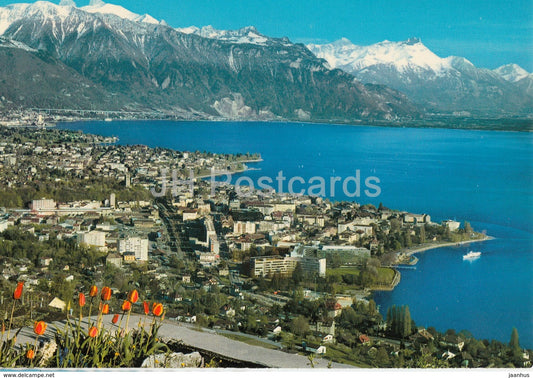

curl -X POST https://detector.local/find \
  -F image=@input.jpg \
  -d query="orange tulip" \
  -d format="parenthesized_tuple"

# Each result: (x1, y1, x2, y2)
(112, 314, 120, 324)
(127, 289, 139, 304)
(79, 293, 86, 307)
(100, 287, 112, 301)
(143, 301, 149, 315)
(152, 303, 163, 317)
(101, 303, 109, 315)
(26, 349, 35, 359)
(34, 321, 47, 336)
(89, 285, 98, 297)
(121, 300, 132, 312)
(13, 282, 24, 300)
(88, 326, 98, 338)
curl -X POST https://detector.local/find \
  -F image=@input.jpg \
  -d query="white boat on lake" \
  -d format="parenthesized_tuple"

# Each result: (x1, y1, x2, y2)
(463, 251, 481, 260)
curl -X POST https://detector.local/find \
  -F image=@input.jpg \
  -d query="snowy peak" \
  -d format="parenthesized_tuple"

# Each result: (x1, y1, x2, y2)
(176, 25, 270, 45)
(307, 37, 451, 74)
(82, 2, 140, 21)
(494, 64, 531, 82)
(81, 1, 160, 24)
(307, 37, 533, 115)
(0, 0, 161, 34)
(0, 1, 82, 35)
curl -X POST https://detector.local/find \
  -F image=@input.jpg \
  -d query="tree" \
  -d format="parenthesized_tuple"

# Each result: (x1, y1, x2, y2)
(291, 315, 309, 336)
(375, 347, 390, 367)
(339, 306, 358, 327)
(387, 305, 413, 338)
(464, 221, 473, 234)
(404, 231, 412, 248)
(293, 286, 304, 302)
(444, 226, 452, 241)
(509, 327, 520, 352)
(402, 305, 412, 338)
(368, 299, 377, 316)
(292, 263, 304, 284)
(281, 331, 296, 351)
(327, 253, 342, 269)
(386, 307, 393, 329)
(419, 225, 426, 244)
(390, 219, 401, 233)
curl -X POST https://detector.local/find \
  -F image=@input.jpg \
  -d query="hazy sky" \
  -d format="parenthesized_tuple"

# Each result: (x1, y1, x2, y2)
(1, 0, 532, 71)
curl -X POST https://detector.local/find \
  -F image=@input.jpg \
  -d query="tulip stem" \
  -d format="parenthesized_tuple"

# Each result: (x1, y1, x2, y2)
(6, 300, 15, 341)
(77, 307, 83, 345)
(30, 335, 39, 368)
(87, 299, 93, 330)
(96, 301, 102, 330)
(125, 310, 131, 332)
(115, 313, 124, 339)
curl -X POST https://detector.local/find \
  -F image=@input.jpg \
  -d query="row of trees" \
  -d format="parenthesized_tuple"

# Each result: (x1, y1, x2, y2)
(0, 180, 151, 209)
(386, 304, 414, 339)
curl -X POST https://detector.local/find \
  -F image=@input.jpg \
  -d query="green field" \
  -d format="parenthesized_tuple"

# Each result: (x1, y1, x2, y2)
(327, 267, 396, 287)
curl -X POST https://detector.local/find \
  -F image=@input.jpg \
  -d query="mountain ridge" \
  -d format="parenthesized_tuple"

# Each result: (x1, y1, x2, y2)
(0, 0, 420, 122)
(0, 1, 530, 122)
(307, 38, 533, 116)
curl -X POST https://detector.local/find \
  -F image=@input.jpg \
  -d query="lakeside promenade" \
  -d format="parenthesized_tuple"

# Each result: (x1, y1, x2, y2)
(373, 234, 494, 292)
(400, 234, 494, 258)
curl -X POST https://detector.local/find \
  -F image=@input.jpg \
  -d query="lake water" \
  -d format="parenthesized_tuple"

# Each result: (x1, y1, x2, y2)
(58, 120, 533, 347)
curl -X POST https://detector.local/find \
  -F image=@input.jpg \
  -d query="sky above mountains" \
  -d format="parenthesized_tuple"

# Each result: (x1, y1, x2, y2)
(0, 0, 531, 71)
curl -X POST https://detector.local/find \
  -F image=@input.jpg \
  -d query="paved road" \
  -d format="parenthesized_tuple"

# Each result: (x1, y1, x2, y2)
(12, 314, 356, 369)
(213, 328, 282, 348)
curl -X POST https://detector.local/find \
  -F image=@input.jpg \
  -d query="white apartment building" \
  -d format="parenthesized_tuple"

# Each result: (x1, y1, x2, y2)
(78, 230, 106, 250)
(233, 221, 257, 235)
(118, 236, 149, 261)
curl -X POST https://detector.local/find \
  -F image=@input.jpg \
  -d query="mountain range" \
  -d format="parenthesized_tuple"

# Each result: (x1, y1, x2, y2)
(307, 38, 533, 117)
(0, 0, 419, 122)
(0, 0, 530, 122)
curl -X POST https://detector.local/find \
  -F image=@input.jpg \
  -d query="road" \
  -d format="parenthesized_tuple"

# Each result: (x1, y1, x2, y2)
(12, 314, 356, 369)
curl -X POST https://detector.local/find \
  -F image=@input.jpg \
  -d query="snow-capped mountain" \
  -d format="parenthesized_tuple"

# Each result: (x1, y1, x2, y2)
(494, 64, 531, 83)
(0, 35, 35, 51)
(0, 1, 418, 121)
(81, 0, 160, 25)
(176, 25, 277, 46)
(308, 38, 532, 116)
(308, 37, 453, 74)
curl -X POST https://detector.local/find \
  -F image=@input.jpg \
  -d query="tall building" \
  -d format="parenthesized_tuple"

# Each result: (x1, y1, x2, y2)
(203, 217, 220, 254)
(0, 219, 9, 232)
(110, 193, 116, 209)
(251, 254, 326, 278)
(118, 236, 149, 261)
(78, 231, 106, 250)
(233, 221, 256, 235)
(30, 199, 56, 211)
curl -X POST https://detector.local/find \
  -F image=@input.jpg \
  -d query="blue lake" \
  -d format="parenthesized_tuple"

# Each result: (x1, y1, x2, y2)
(58, 120, 533, 347)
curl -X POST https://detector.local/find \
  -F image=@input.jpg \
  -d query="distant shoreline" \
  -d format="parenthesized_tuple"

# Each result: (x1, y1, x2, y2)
(195, 159, 263, 179)
(35, 115, 533, 133)
(401, 234, 495, 257)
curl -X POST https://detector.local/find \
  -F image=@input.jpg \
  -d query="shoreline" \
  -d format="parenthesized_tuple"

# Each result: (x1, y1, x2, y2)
(373, 234, 494, 292)
(401, 234, 495, 258)
(371, 269, 401, 292)
(195, 160, 263, 180)
(41, 116, 533, 133)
